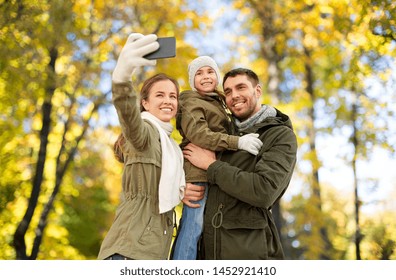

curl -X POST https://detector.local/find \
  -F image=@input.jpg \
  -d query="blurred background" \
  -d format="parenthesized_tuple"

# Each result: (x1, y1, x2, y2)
(1, 0, 395, 260)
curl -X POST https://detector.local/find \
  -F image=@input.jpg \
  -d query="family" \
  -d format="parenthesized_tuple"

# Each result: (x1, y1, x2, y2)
(97, 33, 297, 260)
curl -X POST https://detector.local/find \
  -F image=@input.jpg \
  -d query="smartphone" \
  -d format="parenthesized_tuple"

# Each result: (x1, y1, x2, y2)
(144, 37, 176, 60)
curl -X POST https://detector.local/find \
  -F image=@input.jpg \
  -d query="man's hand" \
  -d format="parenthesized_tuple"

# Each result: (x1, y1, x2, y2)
(237, 133, 263, 155)
(183, 143, 216, 170)
(112, 33, 159, 83)
(182, 183, 206, 208)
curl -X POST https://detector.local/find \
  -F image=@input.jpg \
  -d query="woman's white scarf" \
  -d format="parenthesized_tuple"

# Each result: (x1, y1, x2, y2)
(141, 111, 185, 214)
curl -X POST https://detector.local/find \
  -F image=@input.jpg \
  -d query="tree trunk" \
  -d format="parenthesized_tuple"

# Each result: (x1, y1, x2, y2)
(304, 46, 332, 259)
(249, 0, 283, 105)
(13, 47, 58, 260)
(250, 0, 285, 242)
(30, 98, 101, 259)
(351, 99, 362, 260)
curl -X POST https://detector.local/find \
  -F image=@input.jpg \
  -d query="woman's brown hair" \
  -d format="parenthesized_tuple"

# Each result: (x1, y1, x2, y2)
(113, 133, 126, 163)
(114, 73, 179, 163)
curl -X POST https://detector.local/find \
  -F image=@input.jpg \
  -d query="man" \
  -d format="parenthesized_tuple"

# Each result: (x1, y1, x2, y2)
(182, 68, 297, 259)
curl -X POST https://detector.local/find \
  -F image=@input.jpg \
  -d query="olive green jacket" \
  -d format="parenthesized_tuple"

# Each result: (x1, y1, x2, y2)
(176, 90, 239, 182)
(201, 109, 297, 259)
(97, 82, 174, 260)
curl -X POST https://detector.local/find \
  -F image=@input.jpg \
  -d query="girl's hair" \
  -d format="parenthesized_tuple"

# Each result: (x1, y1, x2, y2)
(114, 73, 180, 163)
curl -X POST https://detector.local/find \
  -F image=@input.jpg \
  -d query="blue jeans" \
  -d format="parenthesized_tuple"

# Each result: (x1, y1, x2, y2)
(172, 182, 208, 260)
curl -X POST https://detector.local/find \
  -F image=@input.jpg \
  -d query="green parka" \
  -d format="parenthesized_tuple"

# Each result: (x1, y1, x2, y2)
(97, 82, 174, 260)
(201, 109, 297, 259)
(176, 90, 239, 182)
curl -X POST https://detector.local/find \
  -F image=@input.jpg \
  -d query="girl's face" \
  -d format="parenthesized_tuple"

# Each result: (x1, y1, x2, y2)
(194, 66, 218, 93)
(142, 80, 178, 122)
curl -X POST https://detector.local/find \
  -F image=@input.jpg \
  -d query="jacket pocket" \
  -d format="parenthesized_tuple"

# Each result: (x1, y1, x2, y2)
(138, 216, 162, 245)
(218, 219, 269, 260)
(137, 215, 169, 258)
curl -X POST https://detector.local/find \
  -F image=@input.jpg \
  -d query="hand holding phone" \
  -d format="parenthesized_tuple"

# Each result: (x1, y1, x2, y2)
(144, 37, 176, 60)
(113, 33, 158, 82)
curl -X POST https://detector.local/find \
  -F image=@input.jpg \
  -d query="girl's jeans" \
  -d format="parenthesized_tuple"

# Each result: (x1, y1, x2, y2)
(172, 182, 208, 260)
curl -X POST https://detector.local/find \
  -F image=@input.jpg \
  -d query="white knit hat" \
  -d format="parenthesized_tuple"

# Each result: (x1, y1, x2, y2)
(188, 56, 221, 91)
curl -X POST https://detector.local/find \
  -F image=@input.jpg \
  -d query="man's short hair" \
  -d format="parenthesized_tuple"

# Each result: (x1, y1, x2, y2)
(222, 68, 259, 88)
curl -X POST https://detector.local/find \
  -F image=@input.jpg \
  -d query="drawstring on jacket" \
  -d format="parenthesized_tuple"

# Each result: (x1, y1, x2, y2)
(172, 209, 178, 237)
(211, 203, 224, 260)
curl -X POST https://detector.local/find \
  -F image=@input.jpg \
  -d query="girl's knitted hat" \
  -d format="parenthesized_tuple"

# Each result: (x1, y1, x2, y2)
(188, 56, 221, 91)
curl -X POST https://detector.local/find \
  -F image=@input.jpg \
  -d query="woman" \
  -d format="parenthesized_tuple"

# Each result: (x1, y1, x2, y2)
(97, 34, 185, 260)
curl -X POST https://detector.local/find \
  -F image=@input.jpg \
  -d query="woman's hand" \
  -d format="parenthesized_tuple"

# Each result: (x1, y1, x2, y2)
(112, 33, 159, 83)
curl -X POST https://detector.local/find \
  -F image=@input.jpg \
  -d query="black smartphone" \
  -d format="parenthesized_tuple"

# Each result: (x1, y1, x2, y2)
(144, 37, 176, 60)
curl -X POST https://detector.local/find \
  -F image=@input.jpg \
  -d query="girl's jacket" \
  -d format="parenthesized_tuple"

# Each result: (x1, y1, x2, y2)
(176, 90, 239, 182)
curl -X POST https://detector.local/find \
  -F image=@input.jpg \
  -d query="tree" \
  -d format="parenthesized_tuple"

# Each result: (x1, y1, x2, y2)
(230, 0, 334, 259)
(228, 0, 396, 259)
(1, 0, 207, 260)
(329, 0, 396, 259)
(11, 0, 108, 260)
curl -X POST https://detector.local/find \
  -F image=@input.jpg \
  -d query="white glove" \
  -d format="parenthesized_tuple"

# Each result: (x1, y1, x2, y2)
(112, 33, 160, 83)
(237, 133, 263, 155)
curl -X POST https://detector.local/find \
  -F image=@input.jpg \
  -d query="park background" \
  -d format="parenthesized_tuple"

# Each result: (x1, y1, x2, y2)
(1, 0, 395, 260)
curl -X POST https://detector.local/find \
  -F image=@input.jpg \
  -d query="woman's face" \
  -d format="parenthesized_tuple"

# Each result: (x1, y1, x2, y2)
(142, 80, 178, 122)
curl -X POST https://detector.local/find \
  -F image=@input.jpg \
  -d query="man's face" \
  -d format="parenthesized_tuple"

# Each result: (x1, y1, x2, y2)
(223, 75, 262, 121)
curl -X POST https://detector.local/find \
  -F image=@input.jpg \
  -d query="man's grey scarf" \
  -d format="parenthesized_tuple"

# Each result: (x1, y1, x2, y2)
(235, 105, 277, 131)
